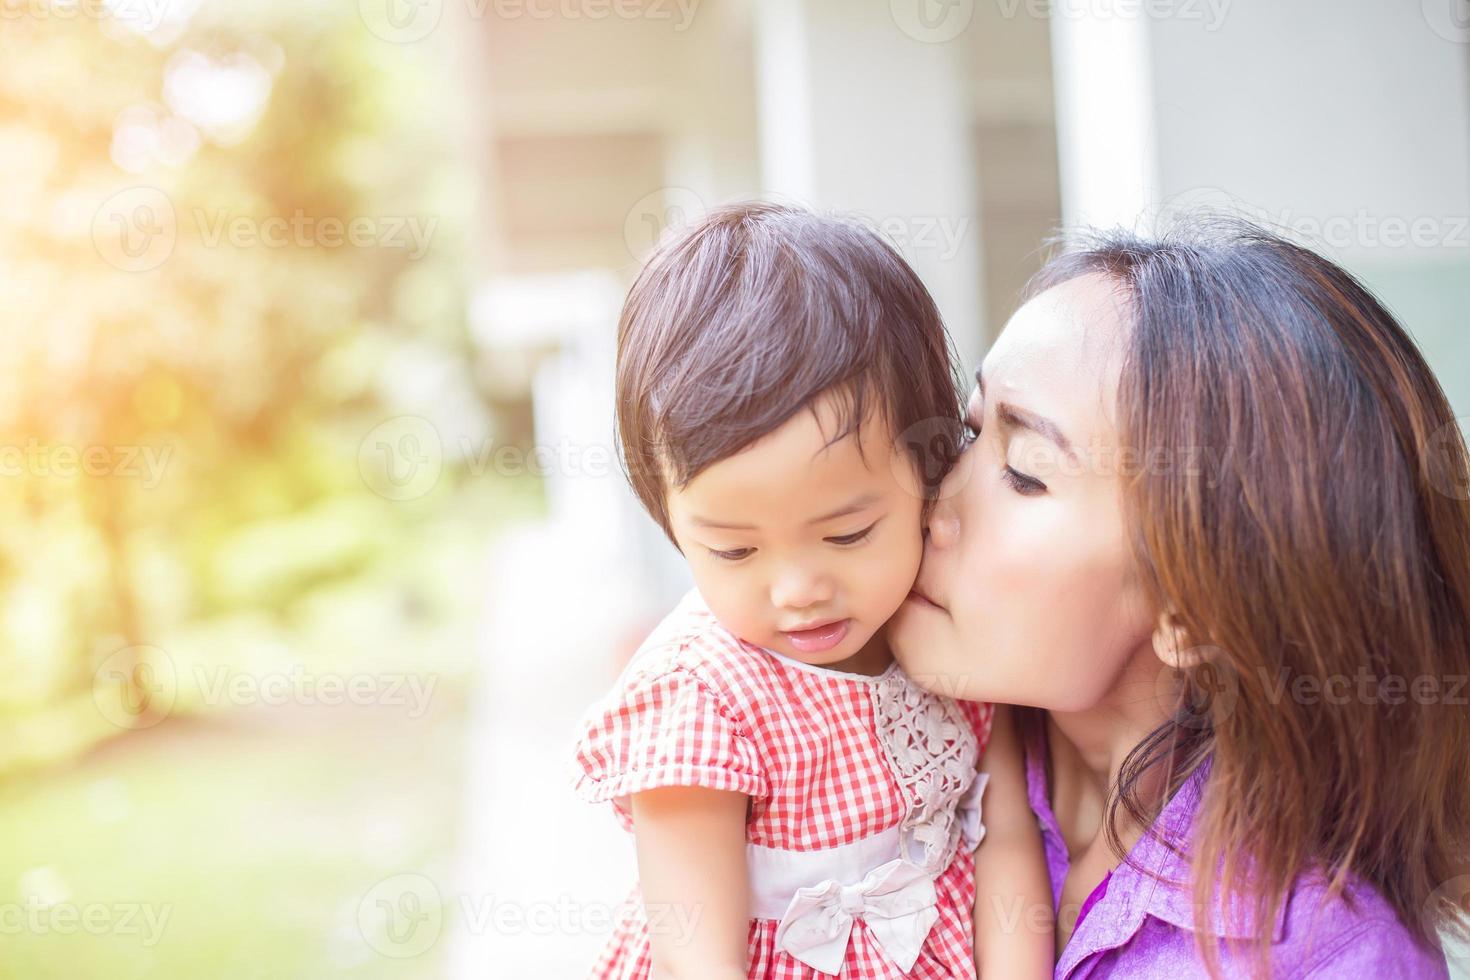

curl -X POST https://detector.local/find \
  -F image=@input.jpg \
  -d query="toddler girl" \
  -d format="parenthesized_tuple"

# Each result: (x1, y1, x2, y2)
(570, 202, 1050, 978)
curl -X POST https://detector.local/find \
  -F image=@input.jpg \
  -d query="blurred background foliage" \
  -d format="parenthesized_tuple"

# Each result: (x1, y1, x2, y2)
(0, 2, 536, 975)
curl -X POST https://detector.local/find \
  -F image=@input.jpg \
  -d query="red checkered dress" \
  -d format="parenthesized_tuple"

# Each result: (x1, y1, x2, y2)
(570, 588, 995, 979)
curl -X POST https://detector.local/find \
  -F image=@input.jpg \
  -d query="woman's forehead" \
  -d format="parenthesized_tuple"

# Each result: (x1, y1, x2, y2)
(980, 274, 1128, 437)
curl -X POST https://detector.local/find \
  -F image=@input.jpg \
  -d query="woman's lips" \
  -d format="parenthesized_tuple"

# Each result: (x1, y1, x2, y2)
(781, 618, 850, 653)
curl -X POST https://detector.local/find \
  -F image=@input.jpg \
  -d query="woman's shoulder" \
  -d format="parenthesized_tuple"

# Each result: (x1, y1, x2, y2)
(1283, 872, 1450, 977)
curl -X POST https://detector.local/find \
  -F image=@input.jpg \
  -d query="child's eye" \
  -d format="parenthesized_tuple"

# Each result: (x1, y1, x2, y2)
(826, 521, 879, 546)
(707, 547, 754, 562)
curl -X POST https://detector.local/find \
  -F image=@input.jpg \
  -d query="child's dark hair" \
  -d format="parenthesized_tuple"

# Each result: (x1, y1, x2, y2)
(615, 201, 966, 545)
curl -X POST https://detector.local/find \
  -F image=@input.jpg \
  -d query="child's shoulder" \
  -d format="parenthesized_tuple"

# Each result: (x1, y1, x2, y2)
(616, 587, 774, 699)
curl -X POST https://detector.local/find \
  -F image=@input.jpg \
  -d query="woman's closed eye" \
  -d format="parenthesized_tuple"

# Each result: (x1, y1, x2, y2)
(1001, 465, 1046, 496)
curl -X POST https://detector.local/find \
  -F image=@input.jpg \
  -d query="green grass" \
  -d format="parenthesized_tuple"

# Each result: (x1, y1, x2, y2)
(0, 699, 468, 979)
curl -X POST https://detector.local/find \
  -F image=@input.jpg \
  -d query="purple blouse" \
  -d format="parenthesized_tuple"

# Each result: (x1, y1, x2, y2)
(1024, 729, 1451, 978)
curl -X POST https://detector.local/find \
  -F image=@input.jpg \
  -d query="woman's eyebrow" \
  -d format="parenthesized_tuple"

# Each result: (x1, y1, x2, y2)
(975, 365, 1075, 455)
(996, 404, 1075, 455)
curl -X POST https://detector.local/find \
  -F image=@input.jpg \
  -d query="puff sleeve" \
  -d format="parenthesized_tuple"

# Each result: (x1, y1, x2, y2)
(570, 664, 770, 832)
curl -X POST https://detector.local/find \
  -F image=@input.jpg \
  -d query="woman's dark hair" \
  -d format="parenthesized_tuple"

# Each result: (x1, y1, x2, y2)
(1025, 217, 1470, 975)
(615, 201, 965, 545)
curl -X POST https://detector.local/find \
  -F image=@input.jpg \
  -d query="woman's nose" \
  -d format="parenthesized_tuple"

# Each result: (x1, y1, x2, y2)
(926, 496, 961, 550)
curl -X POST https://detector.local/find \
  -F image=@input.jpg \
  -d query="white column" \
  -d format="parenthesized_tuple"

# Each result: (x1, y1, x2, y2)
(1047, 0, 1470, 416)
(753, 0, 988, 369)
(1049, 9, 1158, 231)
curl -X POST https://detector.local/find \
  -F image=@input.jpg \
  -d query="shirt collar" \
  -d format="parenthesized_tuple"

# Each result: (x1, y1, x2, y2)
(1121, 754, 1291, 944)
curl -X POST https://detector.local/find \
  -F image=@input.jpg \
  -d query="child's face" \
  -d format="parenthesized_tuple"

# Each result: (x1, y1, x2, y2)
(665, 389, 927, 671)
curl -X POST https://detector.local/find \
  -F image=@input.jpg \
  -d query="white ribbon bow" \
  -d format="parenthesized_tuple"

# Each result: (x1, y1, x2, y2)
(772, 857, 938, 975)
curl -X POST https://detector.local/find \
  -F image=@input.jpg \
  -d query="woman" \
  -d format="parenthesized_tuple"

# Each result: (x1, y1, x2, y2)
(889, 218, 1470, 977)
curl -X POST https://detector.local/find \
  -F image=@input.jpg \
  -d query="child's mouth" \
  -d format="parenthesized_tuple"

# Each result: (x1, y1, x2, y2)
(780, 618, 850, 653)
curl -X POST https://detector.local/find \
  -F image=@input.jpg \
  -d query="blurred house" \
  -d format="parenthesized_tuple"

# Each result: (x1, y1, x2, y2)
(444, 1, 1469, 974)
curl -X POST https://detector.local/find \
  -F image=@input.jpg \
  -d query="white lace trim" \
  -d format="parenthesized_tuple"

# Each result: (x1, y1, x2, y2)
(869, 670, 981, 875)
